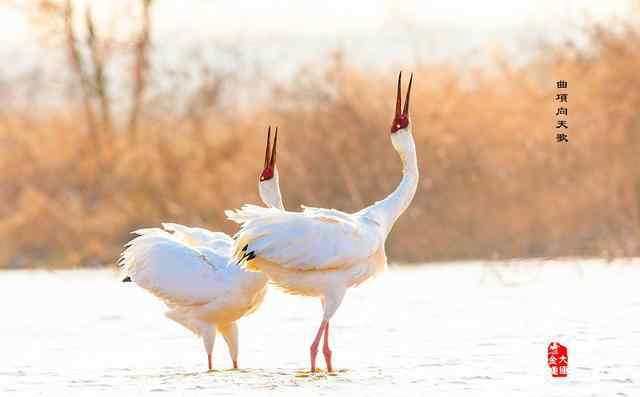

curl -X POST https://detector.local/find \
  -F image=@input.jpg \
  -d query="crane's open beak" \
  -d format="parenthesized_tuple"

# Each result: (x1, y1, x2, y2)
(264, 126, 272, 169)
(392, 72, 413, 133)
(263, 126, 278, 169)
(270, 127, 278, 168)
(403, 72, 412, 117)
(395, 72, 403, 118)
(395, 71, 413, 119)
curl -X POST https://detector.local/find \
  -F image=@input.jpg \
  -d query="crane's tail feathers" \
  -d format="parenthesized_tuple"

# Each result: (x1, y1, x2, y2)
(225, 204, 288, 272)
(119, 229, 175, 277)
(118, 230, 229, 306)
(161, 222, 185, 232)
(225, 204, 281, 225)
(131, 227, 164, 236)
(226, 203, 377, 272)
(160, 222, 233, 250)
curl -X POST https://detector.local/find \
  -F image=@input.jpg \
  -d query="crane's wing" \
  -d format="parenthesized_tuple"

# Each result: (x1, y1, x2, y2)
(161, 223, 234, 255)
(226, 204, 381, 271)
(119, 230, 232, 306)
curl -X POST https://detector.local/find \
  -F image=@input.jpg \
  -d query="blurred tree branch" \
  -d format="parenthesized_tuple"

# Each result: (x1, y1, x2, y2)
(64, 0, 99, 145)
(128, 0, 152, 139)
(84, 5, 113, 135)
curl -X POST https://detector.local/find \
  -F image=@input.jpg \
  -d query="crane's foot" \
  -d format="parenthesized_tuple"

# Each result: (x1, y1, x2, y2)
(309, 320, 328, 373)
(323, 347, 333, 372)
(310, 344, 319, 372)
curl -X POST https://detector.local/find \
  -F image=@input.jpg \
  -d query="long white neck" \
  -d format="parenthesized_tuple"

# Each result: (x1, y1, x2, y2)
(364, 128, 419, 234)
(258, 168, 285, 210)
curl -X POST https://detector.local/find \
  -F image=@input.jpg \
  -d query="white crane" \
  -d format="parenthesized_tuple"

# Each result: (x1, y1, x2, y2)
(119, 127, 284, 370)
(226, 73, 419, 372)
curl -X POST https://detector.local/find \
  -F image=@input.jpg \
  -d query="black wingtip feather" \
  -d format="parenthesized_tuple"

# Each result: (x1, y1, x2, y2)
(236, 249, 257, 266)
(122, 276, 132, 283)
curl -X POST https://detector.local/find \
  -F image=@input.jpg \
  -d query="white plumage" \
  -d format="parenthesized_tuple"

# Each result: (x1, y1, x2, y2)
(227, 205, 382, 271)
(226, 73, 419, 372)
(119, 127, 283, 370)
(161, 222, 233, 252)
(120, 227, 257, 309)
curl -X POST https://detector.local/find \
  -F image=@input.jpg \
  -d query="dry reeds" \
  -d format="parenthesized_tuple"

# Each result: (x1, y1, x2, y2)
(0, 11, 638, 268)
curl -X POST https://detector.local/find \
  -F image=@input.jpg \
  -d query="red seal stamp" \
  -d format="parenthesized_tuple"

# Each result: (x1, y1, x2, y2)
(547, 341, 568, 377)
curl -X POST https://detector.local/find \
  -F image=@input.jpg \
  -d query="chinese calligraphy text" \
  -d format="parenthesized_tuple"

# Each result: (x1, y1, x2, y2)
(555, 81, 569, 142)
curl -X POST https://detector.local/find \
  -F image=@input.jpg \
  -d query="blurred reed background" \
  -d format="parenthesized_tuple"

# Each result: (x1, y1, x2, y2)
(0, 0, 638, 268)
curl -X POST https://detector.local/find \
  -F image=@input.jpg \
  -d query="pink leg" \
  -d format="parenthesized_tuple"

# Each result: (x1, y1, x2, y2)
(322, 321, 333, 372)
(207, 354, 212, 371)
(309, 320, 328, 372)
(233, 360, 238, 369)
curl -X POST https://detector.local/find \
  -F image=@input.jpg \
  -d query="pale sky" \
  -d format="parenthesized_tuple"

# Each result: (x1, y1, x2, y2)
(1, 0, 634, 65)
(0, 0, 635, 101)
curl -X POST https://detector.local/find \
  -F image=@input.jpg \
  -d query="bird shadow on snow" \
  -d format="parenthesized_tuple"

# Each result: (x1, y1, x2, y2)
(292, 368, 348, 378)
(155, 367, 350, 383)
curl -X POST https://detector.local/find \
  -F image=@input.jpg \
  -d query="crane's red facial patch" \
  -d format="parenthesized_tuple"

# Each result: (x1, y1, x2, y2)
(260, 167, 274, 181)
(391, 114, 409, 133)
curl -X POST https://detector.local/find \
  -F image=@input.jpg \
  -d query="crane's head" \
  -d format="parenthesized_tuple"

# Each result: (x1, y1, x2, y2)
(390, 71, 413, 134)
(260, 126, 277, 182)
(258, 126, 284, 209)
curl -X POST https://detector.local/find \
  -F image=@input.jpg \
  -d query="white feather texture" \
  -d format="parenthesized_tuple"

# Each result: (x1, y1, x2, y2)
(119, 222, 269, 366)
(121, 229, 252, 309)
(160, 222, 233, 253)
(119, 151, 285, 368)
(227, 205, 382, 271)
